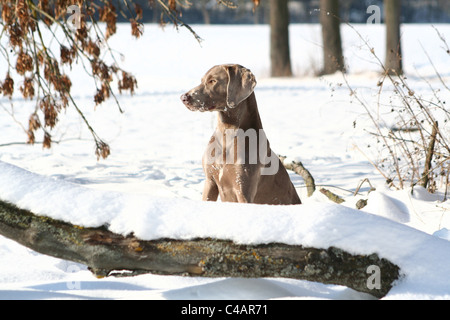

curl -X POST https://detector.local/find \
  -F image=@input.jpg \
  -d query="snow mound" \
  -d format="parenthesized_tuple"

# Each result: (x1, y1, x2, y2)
(433, 228, 450, 241)
(363, 190, 410, 223)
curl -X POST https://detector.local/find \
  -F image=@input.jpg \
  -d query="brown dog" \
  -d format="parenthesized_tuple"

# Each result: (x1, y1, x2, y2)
(181, 64, 301, 205)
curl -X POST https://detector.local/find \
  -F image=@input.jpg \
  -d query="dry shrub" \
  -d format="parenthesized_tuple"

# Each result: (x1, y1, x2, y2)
(345, 26, 449, 197)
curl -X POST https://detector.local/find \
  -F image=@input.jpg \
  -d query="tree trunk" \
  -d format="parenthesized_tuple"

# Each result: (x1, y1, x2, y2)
(320, 0, 345, 75)
(269, 0, 292, 77)
(201, 0, 211, 25)
(384, 0, 403, 75)
(0, 199, 400, 298)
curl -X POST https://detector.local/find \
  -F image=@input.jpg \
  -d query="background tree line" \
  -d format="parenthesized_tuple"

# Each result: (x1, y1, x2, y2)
(271, 0, 403, 77)
(131, 0, 450, 24)
(117, 0, 436, 77)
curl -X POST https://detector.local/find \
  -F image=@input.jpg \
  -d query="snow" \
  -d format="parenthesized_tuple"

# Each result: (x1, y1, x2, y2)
(0, 23, 450, 300)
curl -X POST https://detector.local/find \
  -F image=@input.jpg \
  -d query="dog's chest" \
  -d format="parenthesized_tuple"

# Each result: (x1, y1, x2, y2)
(203, 129, 242, 167)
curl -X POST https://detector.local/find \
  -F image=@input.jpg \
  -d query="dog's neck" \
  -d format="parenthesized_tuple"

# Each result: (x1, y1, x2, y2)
(216, 93, 263, 132)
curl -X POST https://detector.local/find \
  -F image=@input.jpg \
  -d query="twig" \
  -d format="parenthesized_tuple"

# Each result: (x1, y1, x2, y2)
(418, 121, 438, 189)
(445, 163, 449, 202)
(432, 25, 450, 57)
(420, 42, 450, 91)
(352, 144, 396, 189)
(343, 72, 403, 188)
(0, 103, 28, 134)
(157, 0, 203, 44)
(354, 178, 376, 196)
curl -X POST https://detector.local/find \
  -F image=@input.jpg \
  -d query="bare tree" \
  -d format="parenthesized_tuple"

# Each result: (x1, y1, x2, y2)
(384, 0, 403, 75)
(320, 0, 345, 75)
(269, 0, 292, 77)
(200, 0, 211, 24)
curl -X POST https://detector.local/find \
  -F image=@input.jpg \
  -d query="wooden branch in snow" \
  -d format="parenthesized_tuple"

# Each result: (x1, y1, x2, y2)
(320, 188, 346, 204)
(279, 156, 316, 197)
(0, 199, 400, 298)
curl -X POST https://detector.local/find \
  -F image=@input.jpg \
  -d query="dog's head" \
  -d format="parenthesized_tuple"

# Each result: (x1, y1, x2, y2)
(181, 64, 256, 112)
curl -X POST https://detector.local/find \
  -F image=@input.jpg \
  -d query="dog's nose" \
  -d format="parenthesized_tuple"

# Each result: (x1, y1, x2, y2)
(180, 93, 191, 104)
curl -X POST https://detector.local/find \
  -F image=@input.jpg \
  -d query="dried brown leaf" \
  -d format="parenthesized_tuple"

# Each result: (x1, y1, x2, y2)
(2, 73, 14, 98)
(20, 77, 35, 99)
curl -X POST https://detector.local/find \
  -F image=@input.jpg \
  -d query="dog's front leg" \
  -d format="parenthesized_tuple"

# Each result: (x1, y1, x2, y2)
(202, 178, 219, 201)
(233, 165, 259, 203)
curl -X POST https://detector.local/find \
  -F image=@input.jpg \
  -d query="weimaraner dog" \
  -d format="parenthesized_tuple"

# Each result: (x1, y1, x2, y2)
(181, 64, 301, 205)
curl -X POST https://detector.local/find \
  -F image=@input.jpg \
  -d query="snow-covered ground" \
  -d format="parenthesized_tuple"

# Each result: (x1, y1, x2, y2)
(0, 23, 449, 300)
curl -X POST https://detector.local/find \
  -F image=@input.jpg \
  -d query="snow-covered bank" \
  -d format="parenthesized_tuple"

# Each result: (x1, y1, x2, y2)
(1, 160, 450, 299)
(1, 23, 449, 299)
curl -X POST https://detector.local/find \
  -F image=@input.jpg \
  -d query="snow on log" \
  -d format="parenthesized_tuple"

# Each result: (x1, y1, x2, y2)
(0, 199, 400, 298)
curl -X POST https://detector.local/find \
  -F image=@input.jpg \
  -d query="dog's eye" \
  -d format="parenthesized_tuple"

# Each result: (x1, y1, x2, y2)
(208, 79, 217, 85)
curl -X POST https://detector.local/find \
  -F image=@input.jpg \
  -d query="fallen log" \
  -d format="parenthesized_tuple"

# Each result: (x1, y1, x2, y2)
(0, 199, 400, 298)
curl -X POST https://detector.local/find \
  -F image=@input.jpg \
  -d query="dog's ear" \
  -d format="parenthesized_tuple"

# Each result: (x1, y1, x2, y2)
(225, 65, 256, 109)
